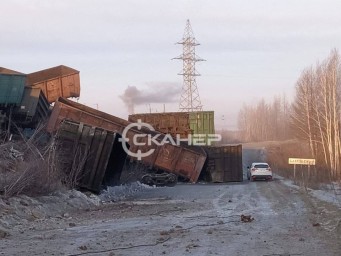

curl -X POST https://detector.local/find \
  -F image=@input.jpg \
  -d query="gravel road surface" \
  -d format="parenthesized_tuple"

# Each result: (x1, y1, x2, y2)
(1, 147, 340, 255)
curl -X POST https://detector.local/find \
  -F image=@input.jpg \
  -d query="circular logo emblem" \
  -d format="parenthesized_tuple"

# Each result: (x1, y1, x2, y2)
(118, 119, 156, 160)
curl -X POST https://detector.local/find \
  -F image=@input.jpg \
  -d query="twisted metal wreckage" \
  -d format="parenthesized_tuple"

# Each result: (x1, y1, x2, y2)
(0, 65, 242, 193)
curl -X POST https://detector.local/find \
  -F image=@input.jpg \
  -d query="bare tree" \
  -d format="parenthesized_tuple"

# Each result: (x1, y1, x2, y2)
(237, 96, 291, 142)
(291, 68, 318, 158)
(291, 49, 341, 180)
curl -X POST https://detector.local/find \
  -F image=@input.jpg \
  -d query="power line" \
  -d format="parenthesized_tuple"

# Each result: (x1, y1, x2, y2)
(173, 19, 205, 112)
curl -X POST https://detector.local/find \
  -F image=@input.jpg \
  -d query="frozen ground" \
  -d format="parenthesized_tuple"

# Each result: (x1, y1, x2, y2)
(277, 176, 341, 208)
(0, 182, 153, 230)
(1, 179, 341, 256)
(0, 146, 340, 255)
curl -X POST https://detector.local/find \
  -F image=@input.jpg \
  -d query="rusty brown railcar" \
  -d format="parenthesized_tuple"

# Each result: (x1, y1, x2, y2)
(129, 112, 192, 138)
(129, 111, 215, 145)
(201, 144, 243, 182)
(47, 98, 207, 183)
(26, 65, 80, 103)
(56, 120, 126, 193)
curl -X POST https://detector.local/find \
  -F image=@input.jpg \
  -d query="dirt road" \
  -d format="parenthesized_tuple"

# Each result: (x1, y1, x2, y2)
(1, 179, 340, 256)
(1, 146, 340, 255)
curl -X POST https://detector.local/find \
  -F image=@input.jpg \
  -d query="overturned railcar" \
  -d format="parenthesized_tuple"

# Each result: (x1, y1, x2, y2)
(12, 87, 50, 128)
(0, 68, 50, 131)
(26, 65, 80, 103)
(0, 67, 27, 130)
(47, 98, 207, 186)
(0, 67, 26, 107)
(201, 144, 243, 182)
(56, 120, 127, 192)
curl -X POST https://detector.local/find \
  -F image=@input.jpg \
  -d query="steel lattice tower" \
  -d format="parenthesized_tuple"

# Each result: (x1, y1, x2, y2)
(174, 19, 205, 112)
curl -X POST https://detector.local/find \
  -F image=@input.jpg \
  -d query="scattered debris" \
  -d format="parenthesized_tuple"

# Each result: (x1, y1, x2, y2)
(160, 230, 170, 236)
(78, 245, 88, 251)
(100, 182, 153, 202)
(9, 147, 24, 160)
(241, 214, 254, 223)
(186, 243, 200, 249)
(0, 228, 10, 239)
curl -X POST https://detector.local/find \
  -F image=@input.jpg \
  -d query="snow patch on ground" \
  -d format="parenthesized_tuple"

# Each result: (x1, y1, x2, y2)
(0, 189, 101, 229)
(275, 175, 301, 190)
(276, 175, 341, 208)
(309, 184, 341, 207)
(0, 182, 154, 229)
(99, 182, 154, 202)
(309, 190, 341, 207)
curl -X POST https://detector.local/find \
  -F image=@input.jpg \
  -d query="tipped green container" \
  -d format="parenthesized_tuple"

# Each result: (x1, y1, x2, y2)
(0, 68, 26, 106)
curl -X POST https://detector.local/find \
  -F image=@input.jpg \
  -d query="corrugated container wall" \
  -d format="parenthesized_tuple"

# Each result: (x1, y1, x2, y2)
(0, 68, 26, 106)
(128, 112, 191, 138)
(56, 120, 127, 193)
(129, 111, 215, 145)
(14, 87, 50, 124)
(26, 65, 80, 103)
(189, 111, 215, 144)
(202, 144, 243, 182)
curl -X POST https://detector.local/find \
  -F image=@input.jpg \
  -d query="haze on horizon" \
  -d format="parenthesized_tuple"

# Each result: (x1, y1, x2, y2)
(2, 0, 341, 130)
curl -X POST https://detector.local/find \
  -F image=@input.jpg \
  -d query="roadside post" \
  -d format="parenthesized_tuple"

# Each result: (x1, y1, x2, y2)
(288, 158, 316, 189)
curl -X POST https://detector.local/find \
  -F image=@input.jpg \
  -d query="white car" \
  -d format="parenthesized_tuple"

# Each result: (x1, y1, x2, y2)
(247, 162, 272, 181)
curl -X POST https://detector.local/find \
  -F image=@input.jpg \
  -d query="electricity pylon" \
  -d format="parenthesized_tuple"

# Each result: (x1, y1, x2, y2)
(173, 19, 205, 112)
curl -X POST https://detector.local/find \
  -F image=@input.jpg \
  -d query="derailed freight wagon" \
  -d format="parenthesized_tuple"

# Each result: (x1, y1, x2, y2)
(47, 98, 207, 190)
(26, 65, 80, 103)
(0, 68, 27, 129)
(129, 111, 215, 145)
(0, 67, 26, 107)
(12, 87, 50, 128)
(56, 120, 127, 193)
(201, 144, 243, 182)
(0, 68, 50, 130)
(129, 112, 192, 138)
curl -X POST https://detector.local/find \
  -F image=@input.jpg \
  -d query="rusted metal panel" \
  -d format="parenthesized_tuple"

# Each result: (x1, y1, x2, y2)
(202, 144, 243, 182)
(26, 65, 80, 103)
(56, 120, 126, 192)
(154, 144, 181, 171)
(47, 98, 129, 133)
(129, 112, 192, 138)
(48, 98, 207, 182)
(129, 111, 215, 145)
(175, 148, 207, 182)
(0, 67, 25, 75)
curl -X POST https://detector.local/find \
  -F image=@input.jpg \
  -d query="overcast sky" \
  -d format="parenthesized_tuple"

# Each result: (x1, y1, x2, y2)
(2, 0, 341, 129)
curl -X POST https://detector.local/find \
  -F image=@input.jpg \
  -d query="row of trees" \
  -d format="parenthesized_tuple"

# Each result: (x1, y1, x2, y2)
(292, 49, 341, 180)
(237, 95, 291, 142)
(237, 49, 341, 180)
